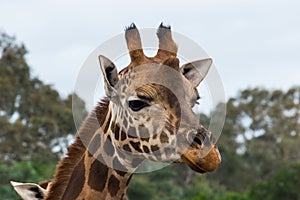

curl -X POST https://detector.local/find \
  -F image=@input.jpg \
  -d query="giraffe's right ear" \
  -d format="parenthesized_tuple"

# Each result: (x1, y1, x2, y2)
(10, 181, 47, 200)
(98, 55, 119, 97)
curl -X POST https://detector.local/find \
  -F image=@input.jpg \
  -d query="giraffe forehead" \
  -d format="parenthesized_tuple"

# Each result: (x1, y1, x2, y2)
(117, 64, 196, 102)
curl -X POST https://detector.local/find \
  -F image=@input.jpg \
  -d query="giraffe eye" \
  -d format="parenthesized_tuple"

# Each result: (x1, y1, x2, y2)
(128, 100, 149, 111)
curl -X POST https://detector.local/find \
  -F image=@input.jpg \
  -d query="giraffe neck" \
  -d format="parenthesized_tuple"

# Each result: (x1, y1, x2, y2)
(61, 133, 134, 199)
(46, 99, 140, 200)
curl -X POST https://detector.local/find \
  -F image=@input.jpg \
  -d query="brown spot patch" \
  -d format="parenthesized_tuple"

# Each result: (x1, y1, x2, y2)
(139, 125, 150, 141)
(123, 144, 131, 152)
(114, 123, 120, 141)
(128, 126, 138, 138)
(131, 158, 143, 168)
(88, 156, 108, 192)
(150, 145, 159, 152)
(108, 175, 120, 197)
(110, 120, 116, 133)
(113, 157, 128, 176)
(121, 130, 127, 141)
(104, 136, 115, 156)
(61, 157, 85, 199)
(130, 141, 143, 153)
(123, 118, 128, 129)
(151, 145, 162, 160)
(129, 117, 133, 124)
(88, 134, 101, 157)
(160, 131, 169, 143)
(142, 145, 150, 153)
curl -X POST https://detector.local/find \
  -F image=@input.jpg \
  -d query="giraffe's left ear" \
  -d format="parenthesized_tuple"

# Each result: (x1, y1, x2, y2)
(10, 181, 47, 200)
(180, 58, 212, 87)
(98, 55, 119, 97)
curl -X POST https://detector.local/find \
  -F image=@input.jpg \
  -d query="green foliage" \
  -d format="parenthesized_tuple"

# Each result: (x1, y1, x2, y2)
(128, 165, 181, 200)
(0, 161, 56, 199)
(248, 162, 300, 200)
(182, 175, 216, 200)
(0, 32, 87, 164)
(209, 87, 300, 193)
(0, 32, 87, 199)
(217, 192, 248, 200)
(127, 174, 156, 200)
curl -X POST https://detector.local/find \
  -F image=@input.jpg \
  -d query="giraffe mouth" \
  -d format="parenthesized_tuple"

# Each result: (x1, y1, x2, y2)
(181, 145, 221, 173)
(179, 125, 221, 173)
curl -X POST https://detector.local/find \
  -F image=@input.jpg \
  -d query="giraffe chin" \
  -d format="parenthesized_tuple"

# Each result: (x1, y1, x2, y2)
(181, 146, 221, 173)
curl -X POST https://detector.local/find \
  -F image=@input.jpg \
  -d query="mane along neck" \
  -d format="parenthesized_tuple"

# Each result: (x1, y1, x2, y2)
(45, 98, 111, 199)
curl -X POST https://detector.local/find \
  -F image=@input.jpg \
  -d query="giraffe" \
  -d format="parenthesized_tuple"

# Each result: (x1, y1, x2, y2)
(11, 23, 221, 200)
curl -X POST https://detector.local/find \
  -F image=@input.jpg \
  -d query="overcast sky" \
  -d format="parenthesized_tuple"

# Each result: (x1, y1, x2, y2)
(1, 0, 299, 110)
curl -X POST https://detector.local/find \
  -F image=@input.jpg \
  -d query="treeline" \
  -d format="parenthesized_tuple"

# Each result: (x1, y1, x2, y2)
(0, 33, 299, 199)
(0, 33, 87, 199)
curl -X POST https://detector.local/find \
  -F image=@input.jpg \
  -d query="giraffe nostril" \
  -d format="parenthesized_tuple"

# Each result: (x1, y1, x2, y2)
(197, 127, 214, 145)
(193, 136, 202, 145)
(187, 132, 203, 146)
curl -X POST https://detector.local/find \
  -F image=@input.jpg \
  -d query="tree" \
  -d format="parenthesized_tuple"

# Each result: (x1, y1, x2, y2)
(248, 163, 300, 200)
(0, 32, 87, 163)
(0, 32, 87, 199)
(208, 87, 300, 193)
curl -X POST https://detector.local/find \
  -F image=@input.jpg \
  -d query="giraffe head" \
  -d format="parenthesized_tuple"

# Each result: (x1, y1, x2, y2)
(99, 23, 221, 173)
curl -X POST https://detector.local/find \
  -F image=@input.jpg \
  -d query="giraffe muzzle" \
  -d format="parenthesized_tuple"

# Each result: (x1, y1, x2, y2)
(181, 126, 221, 173)
(181, 145, 221, 173)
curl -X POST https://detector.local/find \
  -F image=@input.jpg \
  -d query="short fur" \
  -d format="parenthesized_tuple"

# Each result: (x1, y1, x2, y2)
(45, 98, 110, 200)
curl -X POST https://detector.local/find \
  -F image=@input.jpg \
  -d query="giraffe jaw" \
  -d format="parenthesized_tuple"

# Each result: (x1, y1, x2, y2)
(181, 146, 221, 173)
